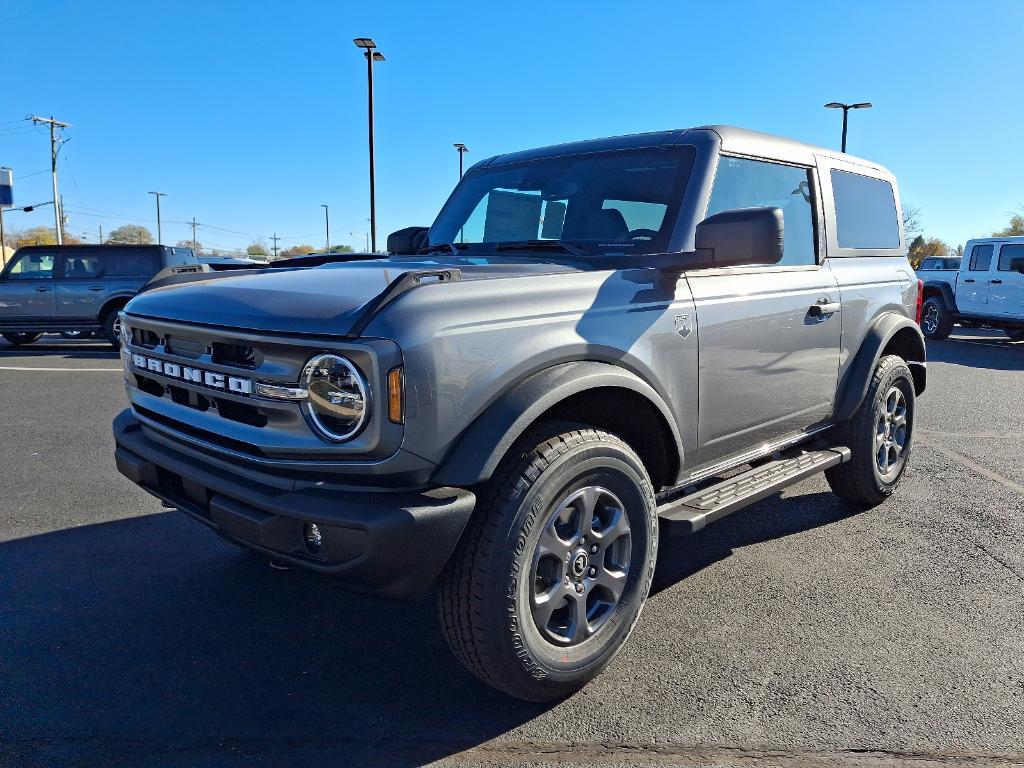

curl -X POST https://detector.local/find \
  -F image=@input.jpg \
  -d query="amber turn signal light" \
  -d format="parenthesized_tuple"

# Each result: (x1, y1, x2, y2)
(387, 367, 404, 423)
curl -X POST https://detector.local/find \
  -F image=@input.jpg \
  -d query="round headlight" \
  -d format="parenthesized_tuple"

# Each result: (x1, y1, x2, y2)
(301, 354, 369, 442)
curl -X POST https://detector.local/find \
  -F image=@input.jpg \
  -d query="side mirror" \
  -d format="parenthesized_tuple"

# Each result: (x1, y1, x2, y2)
(387, 226, 429, 255)
(1010, 257, 1024, 274)
(693, 207, 784, 268)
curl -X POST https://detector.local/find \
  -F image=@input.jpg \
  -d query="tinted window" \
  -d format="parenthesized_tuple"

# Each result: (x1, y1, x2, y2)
(707, 156, 816, 266)
(969, 244, 993, 272)
(998, 244, 1024, 271)
(110, 249, 161, 276)
(7, 251, 55, 279)
(62, 254, 103, 279)
(831, 170, 900, 249)
(430, 147, 695, 256)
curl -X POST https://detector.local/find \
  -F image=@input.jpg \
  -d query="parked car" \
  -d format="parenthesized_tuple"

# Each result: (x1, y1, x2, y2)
(917, 256, 961, 272)
(918, 236, 1024, 340)
(112, 125, 925, 701)
(0, 244, 199, 347)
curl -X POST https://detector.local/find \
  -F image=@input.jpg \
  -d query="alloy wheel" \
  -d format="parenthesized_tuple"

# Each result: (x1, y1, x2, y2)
(876, 385, 909, 475)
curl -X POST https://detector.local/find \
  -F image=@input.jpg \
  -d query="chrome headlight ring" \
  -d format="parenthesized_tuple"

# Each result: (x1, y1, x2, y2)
(300, 354, 370, 442)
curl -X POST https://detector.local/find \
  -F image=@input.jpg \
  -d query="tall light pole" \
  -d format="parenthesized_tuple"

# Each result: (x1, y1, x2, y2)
(29, 116, 70, 244)
(354, 37, 385, 252)
(453, 143, 469, 178)
(148, 191, 167, 244)
(321, 204, 330, 252)
(824, 102, 872, 153)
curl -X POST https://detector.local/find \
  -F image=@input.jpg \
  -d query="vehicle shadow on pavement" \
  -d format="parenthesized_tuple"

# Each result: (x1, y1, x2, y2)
(925, 338, 1024, 372)
(652, 491, 861, 596)
(0, 511, 549, 767)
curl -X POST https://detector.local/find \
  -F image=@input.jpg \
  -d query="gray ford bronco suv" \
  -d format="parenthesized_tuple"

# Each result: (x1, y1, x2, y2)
(113, 126, 926, 701)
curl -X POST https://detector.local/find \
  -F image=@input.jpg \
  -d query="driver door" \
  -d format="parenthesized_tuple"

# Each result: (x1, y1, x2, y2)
(0, 250, 58, 319)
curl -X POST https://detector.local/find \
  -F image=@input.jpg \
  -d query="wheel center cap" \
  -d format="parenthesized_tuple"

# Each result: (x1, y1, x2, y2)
(571, 551, 589, 578)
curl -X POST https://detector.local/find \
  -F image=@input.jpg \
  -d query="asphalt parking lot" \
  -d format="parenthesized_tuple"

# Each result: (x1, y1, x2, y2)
(2, 331, 1023, 768)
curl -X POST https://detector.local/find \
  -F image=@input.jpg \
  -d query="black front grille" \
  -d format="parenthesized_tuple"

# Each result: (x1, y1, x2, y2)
(135, 405, 266, 457)
(132, 329, 160, 349)
(212, 342, 258, 369)
(165, 335, 205, 359)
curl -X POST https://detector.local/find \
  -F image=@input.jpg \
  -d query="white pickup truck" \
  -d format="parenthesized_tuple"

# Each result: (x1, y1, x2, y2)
(918, 236, 1024, 340)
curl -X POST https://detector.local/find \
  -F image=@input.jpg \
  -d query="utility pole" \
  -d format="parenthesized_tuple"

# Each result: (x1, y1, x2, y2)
(99, 224, 103, 244)
(60, 194, 68, 239)
(0, 209, 6, 265)
(271, 232, 280, 260)
(191, 217, 198, 251)
(30, 115, 70, 245)
(148, 191, 167, 244)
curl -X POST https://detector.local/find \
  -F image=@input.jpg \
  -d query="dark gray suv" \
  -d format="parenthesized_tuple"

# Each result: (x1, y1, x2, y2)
(112, 126, 926, 701)
(0, 244, 198, 347)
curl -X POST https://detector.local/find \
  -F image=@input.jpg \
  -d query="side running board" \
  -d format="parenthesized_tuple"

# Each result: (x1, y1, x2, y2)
(658, 447, 851, 536)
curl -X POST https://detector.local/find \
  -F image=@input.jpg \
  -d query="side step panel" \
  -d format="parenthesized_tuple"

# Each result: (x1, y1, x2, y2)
(658, 447, 851, 536)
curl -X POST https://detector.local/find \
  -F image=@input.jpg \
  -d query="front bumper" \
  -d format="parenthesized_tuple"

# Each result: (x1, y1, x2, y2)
(113, 410, 475, 598)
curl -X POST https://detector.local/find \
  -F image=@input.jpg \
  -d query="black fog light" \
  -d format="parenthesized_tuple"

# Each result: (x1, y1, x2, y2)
(303, 522, 323, 555)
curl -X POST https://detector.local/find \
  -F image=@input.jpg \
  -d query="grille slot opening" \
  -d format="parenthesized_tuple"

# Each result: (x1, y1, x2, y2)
(167, 384, 211, 412)
(215, 397, 268, 428)
(165, 335, 205, 359)
(134, 405, 266, 456)
(132, 329, 160, 349)
(134, 373, 165, 398)
(212, 342, 258, 369)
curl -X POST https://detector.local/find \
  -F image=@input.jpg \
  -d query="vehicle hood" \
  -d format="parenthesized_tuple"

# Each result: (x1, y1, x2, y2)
(124, 257, 582, 336)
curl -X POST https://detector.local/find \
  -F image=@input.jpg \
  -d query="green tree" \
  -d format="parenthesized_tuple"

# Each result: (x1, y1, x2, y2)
(246, 241, 269, 257)
(993, 207, 1024, 237)
(328, 244, 355, 254)
(107, 224, 154, 244)
(10, 226, 58, 247)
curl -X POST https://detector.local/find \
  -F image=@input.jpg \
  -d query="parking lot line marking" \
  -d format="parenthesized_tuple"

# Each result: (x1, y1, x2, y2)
(0, 365, 121, 372)
(919, 437, 1024, 495)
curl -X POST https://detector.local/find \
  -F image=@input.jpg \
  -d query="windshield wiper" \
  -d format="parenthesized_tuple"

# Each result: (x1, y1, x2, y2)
(494, 240, 592, 258)
(416, 242, 469, 257)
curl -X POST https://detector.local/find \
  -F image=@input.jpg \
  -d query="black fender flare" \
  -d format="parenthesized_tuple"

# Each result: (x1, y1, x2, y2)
(431, 360, 685, 487)
(98, 293, 136, 321)
(922, 280, 958, 313)
(833, 313, 926, 422)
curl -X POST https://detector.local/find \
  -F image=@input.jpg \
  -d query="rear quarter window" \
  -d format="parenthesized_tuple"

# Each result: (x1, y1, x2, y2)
(109, 249, 161, 276)
(831, 170, 900, 249)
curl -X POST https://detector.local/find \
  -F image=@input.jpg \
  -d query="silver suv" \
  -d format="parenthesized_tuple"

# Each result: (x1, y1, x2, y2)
(0, 244, 198, 347)
(112, 125, 926, 701)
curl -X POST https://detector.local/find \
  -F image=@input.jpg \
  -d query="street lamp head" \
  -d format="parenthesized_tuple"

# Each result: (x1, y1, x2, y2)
(824, 102, 845, 109)
(371, 51, 385, 62)
(851, 102, 873, 109)
(353, 37, 377, 49)
(453, 143, 468, 151)
(321, 203, 328, 209)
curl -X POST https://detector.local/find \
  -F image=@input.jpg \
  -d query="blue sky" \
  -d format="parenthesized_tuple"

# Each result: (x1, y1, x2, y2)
(2, 0, 1021, 253)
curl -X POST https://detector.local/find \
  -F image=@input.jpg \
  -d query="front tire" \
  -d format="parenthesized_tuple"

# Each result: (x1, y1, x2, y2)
(103, 312, 123, 349)
(920, 297, 953, 340)
(825, 355, 915, 506)
(438, 423, 658, 702)
(2, 332, 42, 346)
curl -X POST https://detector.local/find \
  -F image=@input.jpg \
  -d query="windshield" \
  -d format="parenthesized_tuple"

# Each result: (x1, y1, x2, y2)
(429, 146, 695, 256)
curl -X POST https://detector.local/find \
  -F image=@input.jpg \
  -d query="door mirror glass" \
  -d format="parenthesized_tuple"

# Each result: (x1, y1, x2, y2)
(693, 207, 784, 268)
(387, 226, 428, 255)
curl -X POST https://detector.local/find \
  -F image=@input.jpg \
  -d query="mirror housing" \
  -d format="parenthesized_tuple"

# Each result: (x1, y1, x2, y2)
(387, 226, 429, 255)
(1010, 257, 1024, 274)
(693, 207, 784, 269)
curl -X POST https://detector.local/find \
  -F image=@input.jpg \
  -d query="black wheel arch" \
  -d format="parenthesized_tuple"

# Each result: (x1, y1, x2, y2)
(922, 281, 958, 313)
(98, 293, 135, 323)
(834, 313, 926, 422)
(431, 361, 684, 490)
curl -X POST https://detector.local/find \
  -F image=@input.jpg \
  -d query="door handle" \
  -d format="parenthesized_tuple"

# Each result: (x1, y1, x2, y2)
(990, 279, 1002, 284)
(808, 299, 841, 317)
(964, 278, 976, 283)
(35, 286, 52, 292)
(89, 286, 104, 291)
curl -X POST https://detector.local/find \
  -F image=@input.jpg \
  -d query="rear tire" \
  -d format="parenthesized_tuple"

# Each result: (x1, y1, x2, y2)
(2, 332, 42, 346)
(825, 355, 915, 507)
(103, 311, 123, 349)
(437, 423, 658, 702)
(920, 297, 953, 340)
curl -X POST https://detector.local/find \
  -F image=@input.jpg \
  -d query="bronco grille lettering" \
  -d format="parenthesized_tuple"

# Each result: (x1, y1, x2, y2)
(129, 352, 252, 396)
